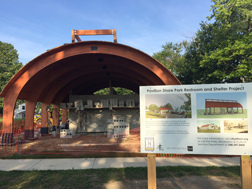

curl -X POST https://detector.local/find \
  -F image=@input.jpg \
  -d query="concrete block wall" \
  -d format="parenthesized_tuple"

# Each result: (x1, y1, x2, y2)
(69, 95, 139, 108)
(68, 95, 139, 134)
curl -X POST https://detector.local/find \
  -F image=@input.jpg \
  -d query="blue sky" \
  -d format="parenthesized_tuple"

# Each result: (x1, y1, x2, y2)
(0, 0, 213, 64)
(145, 94, 188, 110)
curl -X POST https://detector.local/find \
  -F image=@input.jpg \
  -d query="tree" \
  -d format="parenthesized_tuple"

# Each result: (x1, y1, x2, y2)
(148, 104, 159, 113)
(152, 42, 187, 75)
(160, 103, 173, 109)
(94, 87, 135, 95)
(0, 41, 23, 113)
(152, 41, 203, 84)
(154, 0, 252, 84)
(189, 0, 252, 83)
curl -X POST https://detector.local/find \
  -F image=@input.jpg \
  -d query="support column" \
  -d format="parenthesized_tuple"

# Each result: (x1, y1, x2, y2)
(52, 104, 60, 132)
(61, 108, 68, 124)
(2, 97, 15, 133)
(24, 100, 37, 139)
(41, 102, 49, 134)
(77, 110, 84, 133)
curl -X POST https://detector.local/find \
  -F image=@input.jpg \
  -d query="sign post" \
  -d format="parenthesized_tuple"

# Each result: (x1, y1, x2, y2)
(147, 153, 156, 189)
(241, 155, 252, 189)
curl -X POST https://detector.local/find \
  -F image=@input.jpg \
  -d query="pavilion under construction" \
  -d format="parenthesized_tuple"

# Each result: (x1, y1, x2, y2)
(205, 99, 243, 115)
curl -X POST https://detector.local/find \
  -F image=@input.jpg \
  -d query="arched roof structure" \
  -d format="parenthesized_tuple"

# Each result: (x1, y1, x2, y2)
(0, 41, 180, 133)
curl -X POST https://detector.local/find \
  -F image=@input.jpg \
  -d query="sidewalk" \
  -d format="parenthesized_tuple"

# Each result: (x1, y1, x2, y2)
(0, 157, 246, 171)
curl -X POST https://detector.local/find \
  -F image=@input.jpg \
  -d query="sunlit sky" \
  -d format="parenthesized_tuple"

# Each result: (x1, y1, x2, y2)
(145, 94, 188, 110)
(0, 0, 213, 64)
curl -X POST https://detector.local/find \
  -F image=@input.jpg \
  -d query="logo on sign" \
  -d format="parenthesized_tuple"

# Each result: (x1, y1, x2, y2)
(145, 137, 154, 151)
(187, 146, 193, 151)
(156, 143, 164, 151)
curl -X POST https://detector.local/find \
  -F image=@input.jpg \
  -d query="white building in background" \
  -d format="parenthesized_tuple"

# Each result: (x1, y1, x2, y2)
(14, 103, 26, 119)
(201, 123, 218, 130)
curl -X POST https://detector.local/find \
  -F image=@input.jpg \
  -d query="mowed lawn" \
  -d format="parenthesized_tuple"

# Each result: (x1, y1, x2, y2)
(0, 166, 241, 189)
(146, 112, 162, 118)
(198, 129, 221, 133)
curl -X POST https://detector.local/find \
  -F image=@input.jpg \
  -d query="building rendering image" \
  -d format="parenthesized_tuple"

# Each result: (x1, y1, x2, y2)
(205, 99, 243, 115)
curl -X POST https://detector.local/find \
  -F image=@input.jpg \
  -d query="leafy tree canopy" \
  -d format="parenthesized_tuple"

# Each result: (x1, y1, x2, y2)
(197, 0, 252, 83)
(94, 87, 136, 95)
(160, 103, 173, 109)
(148, 104, 159, 113)
(0, 41, 23, 113)
(153, 0, 252, 84)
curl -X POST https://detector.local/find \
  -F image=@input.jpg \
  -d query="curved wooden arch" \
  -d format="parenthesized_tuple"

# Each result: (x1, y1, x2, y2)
(0, 41, 180, 136)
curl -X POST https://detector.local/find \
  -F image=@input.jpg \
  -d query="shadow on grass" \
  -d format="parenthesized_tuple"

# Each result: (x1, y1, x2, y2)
(0, 166, 240, 189)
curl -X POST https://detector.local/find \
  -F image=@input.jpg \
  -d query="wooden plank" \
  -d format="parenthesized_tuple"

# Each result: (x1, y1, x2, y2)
(113, 29, 117, 43)
(241, 155, 252, 189)
(73, 29, 117, 43)
(71, 30, 75, 43)
(147, 153, 156, 189)
(75, 29, 115, 36)
(75, 35, 82, 42)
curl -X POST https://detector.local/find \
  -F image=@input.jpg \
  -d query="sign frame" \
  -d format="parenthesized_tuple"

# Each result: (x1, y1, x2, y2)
(140, 83, 252, 155)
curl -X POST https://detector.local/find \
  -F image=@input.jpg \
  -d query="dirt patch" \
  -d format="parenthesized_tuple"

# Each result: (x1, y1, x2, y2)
(18, 131, 141, 156)
(103, 176, 240, 189)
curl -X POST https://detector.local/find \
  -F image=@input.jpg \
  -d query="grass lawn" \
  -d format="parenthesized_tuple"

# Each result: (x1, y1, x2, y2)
(198, 129, 221, 133)
(0, 166, 240, 189)
(146, 112, 162, 118)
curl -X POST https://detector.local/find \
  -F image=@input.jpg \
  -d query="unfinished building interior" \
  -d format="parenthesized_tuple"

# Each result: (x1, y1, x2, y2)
(0, 29, 180, 139)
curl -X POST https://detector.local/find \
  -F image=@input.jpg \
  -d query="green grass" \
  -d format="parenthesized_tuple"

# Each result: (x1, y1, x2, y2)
(198, 129, 221, 133)
(0, 166, 240, 189)
(146, 112, 162, 118)
(0, 118, 25, 122)
(197, 109, 247, 119)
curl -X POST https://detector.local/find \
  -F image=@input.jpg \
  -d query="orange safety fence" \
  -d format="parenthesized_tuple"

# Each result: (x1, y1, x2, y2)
(0, 121, 25, 157)
(156, 153, 239, 158)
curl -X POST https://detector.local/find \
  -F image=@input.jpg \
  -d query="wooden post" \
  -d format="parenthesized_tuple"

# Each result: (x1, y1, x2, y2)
(24, 100, 37, 139)
(241, 155, 252, 189)
(71, 30, 75, 43)
(148, 153, 156, 189)
(41, 103, 49, 134)
(61, 109, 68, 124)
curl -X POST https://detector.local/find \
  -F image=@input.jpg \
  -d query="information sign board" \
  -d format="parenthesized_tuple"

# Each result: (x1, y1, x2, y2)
(140, 83, 252, 155)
